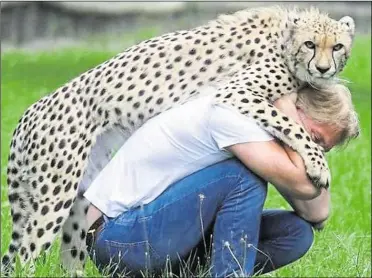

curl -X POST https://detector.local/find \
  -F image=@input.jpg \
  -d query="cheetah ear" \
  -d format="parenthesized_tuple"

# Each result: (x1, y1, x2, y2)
(286, 11, 301, 28)
(292, 17, 300, 26)
(339, 16, 355, 36)
(283, 18, 299, 43)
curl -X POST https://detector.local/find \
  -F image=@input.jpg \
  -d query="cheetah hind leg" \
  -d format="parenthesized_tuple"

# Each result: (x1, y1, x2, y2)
(60, 196, 90, 277)
(12, 177, 79, 276)
(1, 178, 32, 276)
(1, 172, 34, 275)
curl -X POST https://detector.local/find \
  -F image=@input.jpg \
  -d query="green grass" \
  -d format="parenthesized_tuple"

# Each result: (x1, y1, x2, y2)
(1, 35, 371, 277)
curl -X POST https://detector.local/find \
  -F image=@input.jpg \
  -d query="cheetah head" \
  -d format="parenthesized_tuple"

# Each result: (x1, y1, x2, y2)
(284, 9, 355, 87)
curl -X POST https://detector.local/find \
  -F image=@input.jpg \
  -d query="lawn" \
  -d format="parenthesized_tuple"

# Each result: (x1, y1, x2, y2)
(1, 35, 371, 277)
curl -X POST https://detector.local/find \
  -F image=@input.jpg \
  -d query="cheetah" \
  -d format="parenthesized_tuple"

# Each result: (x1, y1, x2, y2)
(1, 6, 355, 276)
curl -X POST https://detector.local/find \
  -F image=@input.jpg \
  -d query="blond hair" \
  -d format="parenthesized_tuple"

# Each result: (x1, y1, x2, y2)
(296, 84, 360, 147)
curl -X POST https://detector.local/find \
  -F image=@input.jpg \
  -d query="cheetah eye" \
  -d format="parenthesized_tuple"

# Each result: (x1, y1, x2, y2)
(304, 41, 315, 49)
(333, 43, 344, 51)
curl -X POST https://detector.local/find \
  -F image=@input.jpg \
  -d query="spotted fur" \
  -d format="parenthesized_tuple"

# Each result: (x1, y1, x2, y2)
(1, 6, 354, 276)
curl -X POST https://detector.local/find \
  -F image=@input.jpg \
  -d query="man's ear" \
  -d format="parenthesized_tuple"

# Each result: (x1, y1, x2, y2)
(339, 16, 355, 37)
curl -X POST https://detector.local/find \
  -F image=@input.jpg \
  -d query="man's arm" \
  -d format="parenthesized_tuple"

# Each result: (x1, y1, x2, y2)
(211, 95, 329, 219)
(227, 141, 321, 200)
(279, 188, 330, 226)
(272, 94, 330, 225)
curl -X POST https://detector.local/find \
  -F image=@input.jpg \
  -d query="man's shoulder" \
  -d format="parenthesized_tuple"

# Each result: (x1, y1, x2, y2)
(151, 95, 214, 123)
(209, 103, 274, 145)
(210, 103, 261, 127)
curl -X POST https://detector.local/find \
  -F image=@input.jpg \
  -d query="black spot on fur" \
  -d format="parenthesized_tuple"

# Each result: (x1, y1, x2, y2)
(79, 251, 85, 261)
(73, 222, 79, 230)
(9, 244, 17, 253)
(53, 186, 61, 196)
(43, 242, 51, 251)
(63, 199, 73, 209)
(2, 255, 10, 266)
(295, 134, 303, 139)
(30, 243, 36, 252)
(46, 222, 54, 230)
(11, 232, 20, 240)
(41, 205, 49, 215)
(32, 202, 39, 212)
(80, 229, 86, 240)
(8, 193, 19, 203)
(53, 225, 60, 234)
(71, 247, 78, 258)
(13, 213, 21, 222)
(63, 233, 72, 244)
(37, 228, 44, 238)
(41, 184, 48, 194)
(54, 201, 63, 212)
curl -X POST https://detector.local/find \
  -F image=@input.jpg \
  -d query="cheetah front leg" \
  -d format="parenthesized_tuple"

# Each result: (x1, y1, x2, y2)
(213, 79, 330, 188)
(60, 196, 90, 277)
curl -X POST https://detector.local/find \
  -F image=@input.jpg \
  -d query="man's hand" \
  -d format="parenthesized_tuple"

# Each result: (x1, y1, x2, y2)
(312, 220, 327, 231)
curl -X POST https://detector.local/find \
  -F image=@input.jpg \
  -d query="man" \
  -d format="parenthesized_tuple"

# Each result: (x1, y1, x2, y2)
(81, 83, 359, 277)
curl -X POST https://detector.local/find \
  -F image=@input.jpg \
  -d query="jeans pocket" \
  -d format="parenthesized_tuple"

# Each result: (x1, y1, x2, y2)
(105, 240, 162, 273)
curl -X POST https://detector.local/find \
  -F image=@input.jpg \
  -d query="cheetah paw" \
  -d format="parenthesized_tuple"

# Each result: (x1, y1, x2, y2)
(72, 270, 84, 277)
(305, 161, 331, 189)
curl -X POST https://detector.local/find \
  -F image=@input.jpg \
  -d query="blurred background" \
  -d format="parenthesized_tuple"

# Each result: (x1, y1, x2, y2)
(1, 1, 371, 51)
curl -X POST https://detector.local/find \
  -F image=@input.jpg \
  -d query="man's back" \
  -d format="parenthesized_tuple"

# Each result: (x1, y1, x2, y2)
(83, 92, 273, 217)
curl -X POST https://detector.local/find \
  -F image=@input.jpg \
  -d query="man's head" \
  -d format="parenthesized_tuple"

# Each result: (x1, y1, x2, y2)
(296, 83, 359, 152)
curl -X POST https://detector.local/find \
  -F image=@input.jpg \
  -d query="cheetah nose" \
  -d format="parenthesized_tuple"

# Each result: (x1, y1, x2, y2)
(316, 66, 330, 74)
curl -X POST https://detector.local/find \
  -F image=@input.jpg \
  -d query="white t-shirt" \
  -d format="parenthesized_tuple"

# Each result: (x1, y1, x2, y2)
(83, 92, 273, 218)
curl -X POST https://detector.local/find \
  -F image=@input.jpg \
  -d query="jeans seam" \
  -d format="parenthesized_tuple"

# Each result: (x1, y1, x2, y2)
(103, 239, 162, 268)
(230, 174, 243, 250)
(224, 171, 264, 241)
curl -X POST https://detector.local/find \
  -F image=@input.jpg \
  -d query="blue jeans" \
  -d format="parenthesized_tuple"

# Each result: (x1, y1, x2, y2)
(90, 158, 313, 277)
